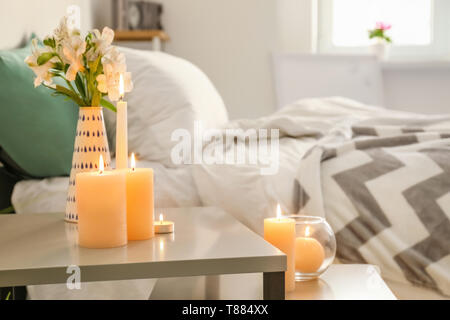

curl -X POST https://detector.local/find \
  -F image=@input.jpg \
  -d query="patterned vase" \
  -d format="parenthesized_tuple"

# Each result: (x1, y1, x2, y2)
(65, 107, 111, 223)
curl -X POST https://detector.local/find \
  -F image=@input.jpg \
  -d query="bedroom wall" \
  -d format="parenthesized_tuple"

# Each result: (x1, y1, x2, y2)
(0, 0, 93, 49)
(158, 0, 318, 120)
(92, 0, 316, 120)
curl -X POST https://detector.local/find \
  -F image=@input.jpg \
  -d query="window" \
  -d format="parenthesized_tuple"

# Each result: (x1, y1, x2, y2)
(318, 0, 450, 58)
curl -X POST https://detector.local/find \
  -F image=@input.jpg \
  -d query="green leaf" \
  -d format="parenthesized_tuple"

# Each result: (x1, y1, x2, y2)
(369, 29, 385, 40)
(100, 98, 117, 112)
(43, 37, 56, 48)
(53, 62, 64, 70)
(37, 52, 56, 65)
(75, 73, 86, 99)
(55, 85, 85, 106)
(6, 291, 11, 300)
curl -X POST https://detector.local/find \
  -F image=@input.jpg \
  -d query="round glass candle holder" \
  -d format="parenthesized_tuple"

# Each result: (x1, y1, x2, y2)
(289, 215, 336, 281)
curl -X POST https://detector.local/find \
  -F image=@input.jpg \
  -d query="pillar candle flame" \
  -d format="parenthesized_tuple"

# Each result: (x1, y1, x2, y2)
(131, 152, 136, 171)
(159, 213, 163, 223)
(276, 203, 282, 219)
(99, 154, 104, 173)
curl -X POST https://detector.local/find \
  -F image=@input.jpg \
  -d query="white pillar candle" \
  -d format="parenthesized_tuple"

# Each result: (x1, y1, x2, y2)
(116, 74, 128, 169)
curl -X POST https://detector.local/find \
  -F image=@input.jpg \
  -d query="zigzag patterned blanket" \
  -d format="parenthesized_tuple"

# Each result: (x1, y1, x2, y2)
(297, 123, 450, 295)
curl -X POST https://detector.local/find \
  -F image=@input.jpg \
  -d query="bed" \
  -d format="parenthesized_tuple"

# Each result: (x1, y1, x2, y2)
(5, 46, 450, 299)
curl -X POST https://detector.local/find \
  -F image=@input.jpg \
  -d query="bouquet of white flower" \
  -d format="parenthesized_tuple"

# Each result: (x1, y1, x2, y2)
(25, 17, 133, 111)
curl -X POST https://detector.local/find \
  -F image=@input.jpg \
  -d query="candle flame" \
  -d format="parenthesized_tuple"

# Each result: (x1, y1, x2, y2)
(119, 73, 124, 99)
(305, 226, 311, 237)
(131, 152, 136, 170)
(159, 213, 163, 223)
(99, 154, 104, 173)
(276, 203, 282, 219)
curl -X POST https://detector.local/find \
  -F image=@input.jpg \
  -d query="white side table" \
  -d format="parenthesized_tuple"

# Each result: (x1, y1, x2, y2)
(0, 207, 286, 300)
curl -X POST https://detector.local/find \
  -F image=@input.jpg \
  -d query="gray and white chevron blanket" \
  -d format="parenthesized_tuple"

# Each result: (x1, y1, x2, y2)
(297, 112, 450, 296)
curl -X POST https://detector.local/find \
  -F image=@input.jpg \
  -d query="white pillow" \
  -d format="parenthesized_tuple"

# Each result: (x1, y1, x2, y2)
(104, 47, 229, 167)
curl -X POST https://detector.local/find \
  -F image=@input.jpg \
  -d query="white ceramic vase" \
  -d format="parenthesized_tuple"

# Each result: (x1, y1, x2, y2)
(65, 107, 111, 223)
(369, 39, 390, 60)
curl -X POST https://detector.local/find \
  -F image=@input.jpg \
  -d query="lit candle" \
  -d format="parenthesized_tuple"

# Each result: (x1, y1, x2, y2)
(264, 204, 295, 292)
(76, 155, 127, 248)
(295, 226, 325, 273)
(154, 213, 174, 234)
(125, 153, 155, 240)
(116, 74, 128, 170)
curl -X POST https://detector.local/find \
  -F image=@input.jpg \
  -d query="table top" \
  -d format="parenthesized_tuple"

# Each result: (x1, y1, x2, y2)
(0, 207, 285, 287)
(286, 264, 397, 300)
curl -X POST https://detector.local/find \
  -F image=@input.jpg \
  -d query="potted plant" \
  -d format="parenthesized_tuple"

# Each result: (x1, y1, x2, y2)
(368, 21, 392, 60)
(24, 17, 133, 222)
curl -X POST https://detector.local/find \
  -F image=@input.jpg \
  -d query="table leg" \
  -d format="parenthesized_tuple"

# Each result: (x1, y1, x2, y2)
(263, 272, 285, 300)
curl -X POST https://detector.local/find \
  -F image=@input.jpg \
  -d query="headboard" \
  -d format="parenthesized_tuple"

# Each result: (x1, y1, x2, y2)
(0, 0, 95, 50)
(272, 53, 384, 109)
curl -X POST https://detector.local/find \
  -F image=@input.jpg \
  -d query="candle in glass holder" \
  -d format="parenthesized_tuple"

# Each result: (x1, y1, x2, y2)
(76, 155, 127, 248)
(295, 226, 325, 273)
(125, 153, 154, 240)
(263, 204, 295, 292)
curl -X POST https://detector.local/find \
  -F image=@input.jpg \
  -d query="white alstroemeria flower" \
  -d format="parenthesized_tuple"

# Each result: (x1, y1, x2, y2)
(86, 27, 115, 61)
(62, 35, 86, 81)
(53, 16, 83, 66)
(24, 38, 57, 87)
(54, 16, 71, 43)
(122, 71, 133, 93)
(96, 71, 132, 101)
(96, 46, 133, 101)
(102, 46, 126, 73)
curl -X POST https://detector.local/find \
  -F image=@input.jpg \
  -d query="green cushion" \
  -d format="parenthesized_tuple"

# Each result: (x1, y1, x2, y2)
(0, 41, 78, 177)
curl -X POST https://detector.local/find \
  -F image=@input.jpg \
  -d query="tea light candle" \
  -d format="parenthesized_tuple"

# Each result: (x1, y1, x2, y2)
(155, 213, 174, 234)
(295, 226, 325, 273)
(125, 153, 154, 240)
(76, 155, 127, 248)
(264, 204, 295, 292)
